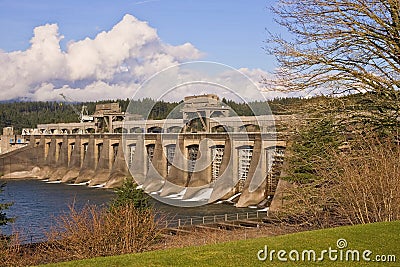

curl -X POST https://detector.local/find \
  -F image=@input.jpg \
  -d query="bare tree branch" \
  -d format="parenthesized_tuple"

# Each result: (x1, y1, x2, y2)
(264, 0, 400, 129)
(266, 0, 400, 92)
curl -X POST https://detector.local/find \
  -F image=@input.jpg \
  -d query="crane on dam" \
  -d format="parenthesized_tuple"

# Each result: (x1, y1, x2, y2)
(59, 93, 94, 123)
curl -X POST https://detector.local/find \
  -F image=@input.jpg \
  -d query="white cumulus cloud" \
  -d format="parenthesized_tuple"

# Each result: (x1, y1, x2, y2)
(0, 14, 282, 102)
(0, 14, 203, 101)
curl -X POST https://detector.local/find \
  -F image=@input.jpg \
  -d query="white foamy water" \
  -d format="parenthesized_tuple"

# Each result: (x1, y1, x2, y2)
(67, 182, 88, 186)
(182, 188, 213, 202)
(164, 188, 187, 199)
(89, 183, 106, 188)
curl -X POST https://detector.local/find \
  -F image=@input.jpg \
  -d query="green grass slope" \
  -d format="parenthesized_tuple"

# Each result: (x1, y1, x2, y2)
(43, 221, 399, 267)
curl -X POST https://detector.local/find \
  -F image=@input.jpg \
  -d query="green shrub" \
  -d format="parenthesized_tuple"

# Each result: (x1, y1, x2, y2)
(110, 178, 150, 211)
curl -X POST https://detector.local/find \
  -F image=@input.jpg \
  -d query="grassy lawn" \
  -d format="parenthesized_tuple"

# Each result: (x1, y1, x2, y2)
(42, 221, 399, 267)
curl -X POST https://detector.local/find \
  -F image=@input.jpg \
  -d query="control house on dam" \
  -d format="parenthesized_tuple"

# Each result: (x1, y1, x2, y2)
(0, 94, 287, 208)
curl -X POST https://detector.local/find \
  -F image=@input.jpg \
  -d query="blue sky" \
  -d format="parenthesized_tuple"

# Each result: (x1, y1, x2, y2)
(0, 0, 283, 101)
(0, 0, 276, 70)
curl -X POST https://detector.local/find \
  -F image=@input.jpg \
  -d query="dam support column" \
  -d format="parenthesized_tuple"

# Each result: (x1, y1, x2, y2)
(46, 137, 57, 167)
(105, 137, 130, 188)
(61, 135, 81, 183)
(183, 135, 213, 199)
(29, 135, 46, 169)
(128, 134, 146, 185)
(49, 135, 69, 181)
(89, 137, 111, 186)
(36, 135, 46, 167)
(236, 134, 266, 207)
(159, 134, 187, 196)
(76, 135, 96, 184)
(39, 136, 57, 179)
(208, 136, 236, 203)
(143, 134, 167, 192)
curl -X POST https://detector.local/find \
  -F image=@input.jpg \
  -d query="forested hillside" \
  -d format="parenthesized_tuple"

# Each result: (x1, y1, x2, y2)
(0, 97, 305, 134)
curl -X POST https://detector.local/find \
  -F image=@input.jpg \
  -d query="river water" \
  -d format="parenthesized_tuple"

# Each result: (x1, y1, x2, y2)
(0, 179, 257, 243)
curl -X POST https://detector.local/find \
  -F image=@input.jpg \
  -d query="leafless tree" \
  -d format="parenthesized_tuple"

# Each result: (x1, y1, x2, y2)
(267, 0, 400, 93)
(266, 0, 400, 128)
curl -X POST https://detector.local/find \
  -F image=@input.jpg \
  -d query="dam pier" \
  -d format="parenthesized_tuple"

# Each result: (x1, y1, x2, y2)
(0, 95, 288, 208)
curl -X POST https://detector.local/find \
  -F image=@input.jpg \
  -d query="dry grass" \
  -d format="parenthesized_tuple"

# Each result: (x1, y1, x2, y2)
(0, 213, 304, 266)
(153, 223, 306, 251)
(0, 203, 161, 266)
(0, 232, 24, 266)
(43, 204, 160, 260)
(325, 136, 400, 224)
(277, 134, 400, 227)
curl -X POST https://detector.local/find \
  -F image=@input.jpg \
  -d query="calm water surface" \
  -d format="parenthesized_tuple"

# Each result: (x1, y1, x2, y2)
(0, 179, 115, 243)
(0, 179, 256, 243)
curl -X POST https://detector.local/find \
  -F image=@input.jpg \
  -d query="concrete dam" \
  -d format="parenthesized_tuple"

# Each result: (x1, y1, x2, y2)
(0, 95, 288, 208)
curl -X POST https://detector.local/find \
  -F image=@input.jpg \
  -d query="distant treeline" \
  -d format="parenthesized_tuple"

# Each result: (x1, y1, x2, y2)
(0, 97, 306, 134)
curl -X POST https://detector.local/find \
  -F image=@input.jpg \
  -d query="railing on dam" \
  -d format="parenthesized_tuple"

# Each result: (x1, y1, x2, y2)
(160, 210, 268, 228)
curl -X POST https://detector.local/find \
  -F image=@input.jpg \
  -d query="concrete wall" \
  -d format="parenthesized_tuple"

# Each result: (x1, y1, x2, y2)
(0, 132, 286, 208)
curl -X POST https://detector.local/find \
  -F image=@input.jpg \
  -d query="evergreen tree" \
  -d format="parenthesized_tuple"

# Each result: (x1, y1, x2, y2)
(0, 97, 311, 134)
(110, 178, 150, 211)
